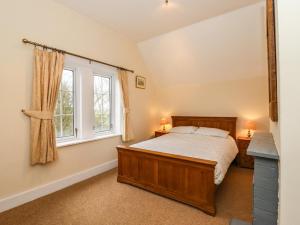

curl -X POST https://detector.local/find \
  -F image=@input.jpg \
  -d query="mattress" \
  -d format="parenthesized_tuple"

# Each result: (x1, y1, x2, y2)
(130, 133, 238, 185)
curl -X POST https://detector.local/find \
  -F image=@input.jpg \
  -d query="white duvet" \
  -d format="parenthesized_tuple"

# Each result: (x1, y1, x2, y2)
(130, 133, 238, 185)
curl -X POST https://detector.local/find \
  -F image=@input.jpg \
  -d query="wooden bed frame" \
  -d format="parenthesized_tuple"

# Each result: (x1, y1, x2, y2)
(117, 116, 237, 216)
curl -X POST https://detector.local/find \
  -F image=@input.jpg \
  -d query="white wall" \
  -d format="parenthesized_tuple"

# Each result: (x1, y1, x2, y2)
(138, 2, 269, 136)
(0, 0, 158, 199)
(274, 1, 300, 224)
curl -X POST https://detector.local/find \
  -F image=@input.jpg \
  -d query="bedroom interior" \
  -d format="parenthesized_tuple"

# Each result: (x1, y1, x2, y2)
(0, 0, 299, 225)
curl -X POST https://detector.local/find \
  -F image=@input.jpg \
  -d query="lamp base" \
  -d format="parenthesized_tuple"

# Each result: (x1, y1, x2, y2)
(247, 130, 251, 138)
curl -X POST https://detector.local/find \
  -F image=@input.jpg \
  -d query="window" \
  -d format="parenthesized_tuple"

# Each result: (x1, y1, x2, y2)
(94, 75, 112, 133)
(54, 56, 120, 145)
(54, 69, 75, 140)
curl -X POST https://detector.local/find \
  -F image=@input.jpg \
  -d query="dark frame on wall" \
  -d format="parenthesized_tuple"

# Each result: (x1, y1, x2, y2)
(267, 0, 278, 122)
(136, 76, 146, 89)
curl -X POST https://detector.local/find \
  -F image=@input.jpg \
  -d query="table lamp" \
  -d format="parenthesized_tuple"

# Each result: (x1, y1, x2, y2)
(245, 121, 256, 138)
(160, 118, 169, 131)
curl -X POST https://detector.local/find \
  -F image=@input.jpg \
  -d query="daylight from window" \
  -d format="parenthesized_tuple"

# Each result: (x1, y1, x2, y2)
(94, 75, 111, 133)
(53, 59, 119, 144)
(54, 69, 74, 139)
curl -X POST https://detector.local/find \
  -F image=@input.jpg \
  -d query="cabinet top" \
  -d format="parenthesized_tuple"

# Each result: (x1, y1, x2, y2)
(237, 136, 251, 141)
(247, 132, 279, 160)
(155, 130, 169, 133)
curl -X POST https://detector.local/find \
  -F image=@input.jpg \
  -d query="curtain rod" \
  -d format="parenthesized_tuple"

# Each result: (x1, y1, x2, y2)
(22, 38, 134, 73)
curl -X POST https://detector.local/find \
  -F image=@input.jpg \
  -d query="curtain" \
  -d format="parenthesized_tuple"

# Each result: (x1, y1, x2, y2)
(23, 48, 64, 165)
(118, 69, 134, 142)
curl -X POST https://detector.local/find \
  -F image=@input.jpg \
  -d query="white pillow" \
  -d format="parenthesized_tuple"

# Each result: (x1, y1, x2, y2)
(169, 126, 197, 134)
(195, 127, 229, 138)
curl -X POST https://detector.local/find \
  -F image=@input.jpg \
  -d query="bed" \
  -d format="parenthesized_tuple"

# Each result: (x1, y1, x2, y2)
(117, 116, 238, 215)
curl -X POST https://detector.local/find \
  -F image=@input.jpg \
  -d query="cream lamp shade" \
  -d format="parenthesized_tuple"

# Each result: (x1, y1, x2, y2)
(245, 121, 256, 137)
(160, 118, 169, 131)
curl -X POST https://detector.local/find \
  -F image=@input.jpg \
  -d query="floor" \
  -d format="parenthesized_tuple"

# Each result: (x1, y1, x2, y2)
(0, 166, 253, 225)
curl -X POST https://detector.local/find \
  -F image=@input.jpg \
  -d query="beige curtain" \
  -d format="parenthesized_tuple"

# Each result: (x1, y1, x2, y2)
(23, 48, 64, 165)
(118, 69, 134, 142)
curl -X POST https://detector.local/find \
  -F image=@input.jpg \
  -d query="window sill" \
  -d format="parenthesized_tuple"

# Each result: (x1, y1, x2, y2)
(57, 133, 122, 148)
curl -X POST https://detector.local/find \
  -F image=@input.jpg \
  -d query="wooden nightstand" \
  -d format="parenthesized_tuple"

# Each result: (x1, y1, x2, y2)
(155, 130, 169, 137)
(236, 137, 254, 169)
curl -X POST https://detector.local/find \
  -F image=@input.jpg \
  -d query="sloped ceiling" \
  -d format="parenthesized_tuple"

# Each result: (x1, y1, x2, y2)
(138, 2, 267, 87)
(53, 0, 263, 42)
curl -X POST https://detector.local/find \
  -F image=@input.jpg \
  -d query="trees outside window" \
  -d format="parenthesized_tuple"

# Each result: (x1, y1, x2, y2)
(94, 75, 112, 133)
(53, 59, 119, 144)
(54, 69, 74, 139)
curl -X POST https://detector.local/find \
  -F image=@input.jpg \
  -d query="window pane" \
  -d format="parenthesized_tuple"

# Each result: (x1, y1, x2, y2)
(102, 77, 110, 92)
(61, 69, 73, 92)
(54, 69, 75, 139)
(94, 75, 111, 132)
(55, 92, 61, 115)
(54, 116, 62, 138)
(102, 94, 110, 113)
(62, 91, 73, 114)
(62, 115, 74, 137)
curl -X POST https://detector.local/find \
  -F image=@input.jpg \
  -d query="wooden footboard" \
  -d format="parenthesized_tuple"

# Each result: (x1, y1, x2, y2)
(117, 145, 217, 215)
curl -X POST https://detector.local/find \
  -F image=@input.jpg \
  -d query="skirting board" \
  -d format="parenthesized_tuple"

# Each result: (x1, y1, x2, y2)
(0, 159, 118, 213)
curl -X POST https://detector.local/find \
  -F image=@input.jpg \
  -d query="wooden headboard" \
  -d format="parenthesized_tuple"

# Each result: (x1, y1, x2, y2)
(172, 116, 237, 139)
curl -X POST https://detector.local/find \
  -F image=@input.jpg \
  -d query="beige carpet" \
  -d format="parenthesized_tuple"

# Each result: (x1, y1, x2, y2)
(0, 166, 253, 225)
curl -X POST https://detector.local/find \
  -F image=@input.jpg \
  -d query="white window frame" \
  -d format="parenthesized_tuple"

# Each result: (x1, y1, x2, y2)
(56, 55, 121, 146)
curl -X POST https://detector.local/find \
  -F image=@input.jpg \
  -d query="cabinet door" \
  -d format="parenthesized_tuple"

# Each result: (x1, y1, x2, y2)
(155, 132, 163, 137)
(238, 141, 254, 169)
(240, 152, 254, 169)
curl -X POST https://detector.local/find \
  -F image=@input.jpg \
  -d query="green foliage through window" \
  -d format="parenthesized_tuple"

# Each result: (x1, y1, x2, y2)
(54, 69, 74, 138)
(94, 75, 111, 132)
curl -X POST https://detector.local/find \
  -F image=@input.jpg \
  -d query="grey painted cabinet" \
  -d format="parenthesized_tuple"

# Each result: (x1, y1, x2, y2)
(230, 132, 279, 225)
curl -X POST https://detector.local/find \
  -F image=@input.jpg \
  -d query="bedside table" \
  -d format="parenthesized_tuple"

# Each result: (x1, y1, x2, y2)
(236, 137, 254, 169)
(155, 130, 169, 137)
